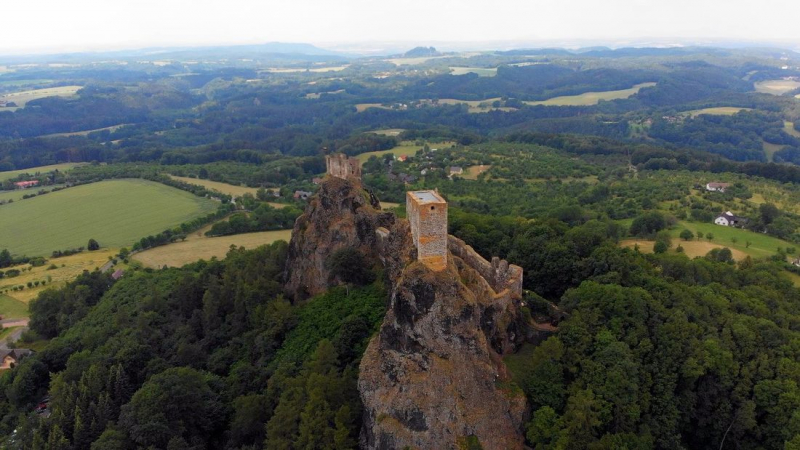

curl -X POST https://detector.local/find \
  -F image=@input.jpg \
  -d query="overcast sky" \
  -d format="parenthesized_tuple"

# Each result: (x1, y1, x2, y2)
(1, 0, 799, 55)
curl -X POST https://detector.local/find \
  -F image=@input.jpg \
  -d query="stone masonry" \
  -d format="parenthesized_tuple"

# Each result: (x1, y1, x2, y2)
(407, 190, 448, 271)
(326, 153, 362, 180)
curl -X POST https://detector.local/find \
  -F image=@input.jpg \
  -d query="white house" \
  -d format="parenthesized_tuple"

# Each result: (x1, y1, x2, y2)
(715, 211, 744, 227)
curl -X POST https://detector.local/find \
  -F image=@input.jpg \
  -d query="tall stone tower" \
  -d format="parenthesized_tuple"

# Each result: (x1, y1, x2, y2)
(326, 153, 362, 180)
(407, 190, 448, 271)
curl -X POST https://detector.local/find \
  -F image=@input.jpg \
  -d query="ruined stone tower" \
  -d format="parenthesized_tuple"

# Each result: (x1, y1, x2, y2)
(326, 153, 362, 180)
(407, 190, 448, 271)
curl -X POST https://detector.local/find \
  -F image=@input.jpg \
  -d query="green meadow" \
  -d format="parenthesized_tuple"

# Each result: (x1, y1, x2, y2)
(670, 220, 793, 259)
(0, 179, 218, 256)
(0, 295, 28, 319)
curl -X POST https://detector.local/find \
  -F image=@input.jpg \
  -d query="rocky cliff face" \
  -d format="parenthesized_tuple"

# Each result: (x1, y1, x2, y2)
(358, 256, 527, 450)
(285, 177, 528, 449)
(283, 176, 393, 301)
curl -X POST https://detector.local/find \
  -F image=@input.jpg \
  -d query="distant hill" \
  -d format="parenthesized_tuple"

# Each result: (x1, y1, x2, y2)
(403, 46, 441, 58)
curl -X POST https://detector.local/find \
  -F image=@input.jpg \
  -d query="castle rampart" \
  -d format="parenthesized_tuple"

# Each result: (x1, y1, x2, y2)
(326, 153, 362, 180)
(407, 190, 448, 271)
(448, 235, 523, 300)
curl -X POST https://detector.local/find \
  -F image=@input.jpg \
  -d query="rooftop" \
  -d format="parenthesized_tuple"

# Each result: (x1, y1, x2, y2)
(409, 190, 445, 203)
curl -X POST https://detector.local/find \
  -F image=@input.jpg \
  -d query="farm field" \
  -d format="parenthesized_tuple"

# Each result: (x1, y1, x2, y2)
(168, 175, 289, 208)
(524, 82, 656, 106)
(356, 141, 456, 163)
(305, 89, 344, 99)
(38, 123, 129, 138)
(436, 97, 515, 113)
(462, 165, 492, 180)
(169, 175, 258, 197)
(0, 163, 84, 181)
(263, 65, 349, 73)
(754, 79, 800, 95)
(0, 248, 119, 304)
(132, 229, 292, 268)
(0, 85, 82, 110)
(0, 179, 218, 256)
(449, 67, 497, 77)
(0, 295, 28, 320)
(684, 107, 752, 117)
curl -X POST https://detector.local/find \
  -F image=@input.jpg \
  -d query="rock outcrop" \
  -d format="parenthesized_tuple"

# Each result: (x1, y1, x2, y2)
(284, 176, 392, 301)
(285, 176, 528, 448)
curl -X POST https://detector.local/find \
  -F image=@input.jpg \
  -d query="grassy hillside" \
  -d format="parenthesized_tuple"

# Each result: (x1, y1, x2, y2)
(0, 163, 83, 181)
(0, 179, 217, 256)
(0, 294, 28, 319)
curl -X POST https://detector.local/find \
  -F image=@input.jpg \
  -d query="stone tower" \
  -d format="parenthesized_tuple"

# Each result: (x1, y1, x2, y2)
(326, 153, 362, 180)
(407, 190, 448, 271)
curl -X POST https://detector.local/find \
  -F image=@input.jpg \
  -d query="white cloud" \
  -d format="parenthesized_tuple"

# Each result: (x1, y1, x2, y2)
(0, 0, 798, 54)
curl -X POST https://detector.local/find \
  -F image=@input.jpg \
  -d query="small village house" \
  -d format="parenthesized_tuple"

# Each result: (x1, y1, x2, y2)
(449, 166, 464, 176)
(706, 182, 731, 192)
(714, 211, 745, 227)
(293, 190, 312, 200)
(0, 349, 33, 370)
(13, 180, 39, 189)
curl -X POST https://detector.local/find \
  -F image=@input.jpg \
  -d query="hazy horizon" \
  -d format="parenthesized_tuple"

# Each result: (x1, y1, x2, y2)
(2, 0, 800, 56)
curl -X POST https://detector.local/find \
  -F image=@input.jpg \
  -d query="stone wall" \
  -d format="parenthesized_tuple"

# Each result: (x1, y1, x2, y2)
(448, 235, 523, 300)
(326, 153, 362, 180)
(407, 191, 448, 271)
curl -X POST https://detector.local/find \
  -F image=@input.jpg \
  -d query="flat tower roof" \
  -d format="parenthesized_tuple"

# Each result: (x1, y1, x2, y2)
(409, 190, 445, 203)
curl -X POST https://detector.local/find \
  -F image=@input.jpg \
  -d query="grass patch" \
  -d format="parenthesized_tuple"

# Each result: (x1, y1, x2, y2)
(462, 165, 492, 180)
(621, 239, 750, 260)
(0, 184, 67, 203)
(0, 327, 19, 342)
(132, 229, 292, 268)
(754, 79, 800, 95)
(0, 163, 84, 181)
(355, 103, 390, 112)
(368, 128, 405, 136)
(0, 179, 218, 256)
(763, 140, 784, 162)
(0, 295, 28, 319)
(524, 82, 656, 106)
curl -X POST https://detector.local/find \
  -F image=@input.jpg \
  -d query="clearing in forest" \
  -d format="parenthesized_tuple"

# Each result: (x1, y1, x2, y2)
(462, 165, 492, 180)
(0, 179, 218, 256)
(754, 79, 800, 95)
(168, 175, 289, 208)
(524, 82, 656, 106)
(132, 229, 293, 268)
(38, 124, 130, 139)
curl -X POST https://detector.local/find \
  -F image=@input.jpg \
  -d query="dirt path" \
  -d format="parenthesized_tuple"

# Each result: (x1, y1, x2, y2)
(0, 319, 29, 350)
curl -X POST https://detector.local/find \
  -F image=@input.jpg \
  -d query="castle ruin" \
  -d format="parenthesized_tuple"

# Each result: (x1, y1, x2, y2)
(326, 153, 362, 180)
(407, 190, 448, 271)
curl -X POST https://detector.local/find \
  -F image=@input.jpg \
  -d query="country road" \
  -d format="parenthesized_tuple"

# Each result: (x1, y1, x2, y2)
(0, 318, 29, 350)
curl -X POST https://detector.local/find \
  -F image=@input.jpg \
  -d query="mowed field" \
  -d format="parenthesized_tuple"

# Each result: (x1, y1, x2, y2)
(133, 229, 292, 268)
(356, 141, 456, 163)
(0, 163, 84, 181)
(449, 67, 497, 77)
(0, 248, 119, 304)
(0, 85, 82, 110)
(0, 179, 218, 256)
(462, 165, 492, 180)
(0, 294, 28, 319)
(683, 107, 753, 117)
(621, 239, 749, 260)
(0, 184, 66, 203)
(169, 175, 258, 197)
(754, 79, 800, 95)
(785, 121, 800, 138)
(524, 82, 656, 106)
